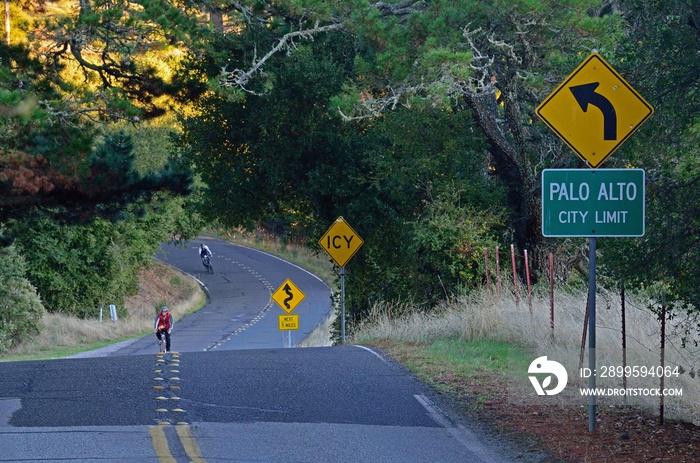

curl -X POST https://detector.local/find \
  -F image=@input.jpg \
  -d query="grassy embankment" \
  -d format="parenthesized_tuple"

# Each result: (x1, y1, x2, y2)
(218, 229, 700, 424)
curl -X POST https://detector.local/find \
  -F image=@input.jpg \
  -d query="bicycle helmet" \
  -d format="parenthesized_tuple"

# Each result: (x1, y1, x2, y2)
(161, 306, 168, 312)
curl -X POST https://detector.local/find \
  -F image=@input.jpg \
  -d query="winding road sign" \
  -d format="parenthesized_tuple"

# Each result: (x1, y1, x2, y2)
(536, 53, 654, 168)
(272, 279, 305, 314)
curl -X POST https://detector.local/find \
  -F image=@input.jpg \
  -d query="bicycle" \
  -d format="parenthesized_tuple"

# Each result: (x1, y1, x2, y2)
(202, 254, 213, 274)
(157, 327, 168, 353)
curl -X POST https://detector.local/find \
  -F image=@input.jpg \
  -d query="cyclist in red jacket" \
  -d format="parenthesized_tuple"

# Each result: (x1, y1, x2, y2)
(154, 306, 174, 353)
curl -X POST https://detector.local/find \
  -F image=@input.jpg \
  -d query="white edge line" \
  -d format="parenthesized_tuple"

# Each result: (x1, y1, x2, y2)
(414, 394, 454, 428)
(217, 241, 335, 347)
(355, 343, 506, 463)
(415, 393, 504, 463)
(352, 345, 392, 365)
(354, 347, 504, 462)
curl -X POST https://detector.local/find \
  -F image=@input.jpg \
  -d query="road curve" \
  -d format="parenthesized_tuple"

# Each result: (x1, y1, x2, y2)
(114, 237, 334, 356)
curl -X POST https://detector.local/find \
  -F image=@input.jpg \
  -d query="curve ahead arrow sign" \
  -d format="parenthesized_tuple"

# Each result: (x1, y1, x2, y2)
(536, 53, 653, 168)
(569, 82, 617, 141)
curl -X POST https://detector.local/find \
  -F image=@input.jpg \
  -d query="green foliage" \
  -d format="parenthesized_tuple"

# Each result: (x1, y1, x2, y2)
(88, 132, 138, 188)
(2, 120, 198, 318)
(24, 0, 208, 120)
(0, 43, 193, 225)
(410, 191, 504, 294)
(15, 219, 123, 316)
(598, 0, 700, 314)
(7, 0, 696, 331)
(11, 218, 127, 317)
(0, 2, 200, 321)
(0, 245, 45, 352)
(10, 193, 195, 318)
(111, 113, 181, 173)
(180, 34, 358, 229)
(340, 109, 508, 321)
(328, 1, 628, 284)
(178, 4, 509, 325)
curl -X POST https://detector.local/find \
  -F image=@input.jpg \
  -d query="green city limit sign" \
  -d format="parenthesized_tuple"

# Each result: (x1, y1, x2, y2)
(542, 169, 645, 237)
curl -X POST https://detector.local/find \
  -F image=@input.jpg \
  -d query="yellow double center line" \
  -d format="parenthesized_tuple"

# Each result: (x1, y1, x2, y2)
(149, 351, 208, 462)
(149, 425, 206, 463)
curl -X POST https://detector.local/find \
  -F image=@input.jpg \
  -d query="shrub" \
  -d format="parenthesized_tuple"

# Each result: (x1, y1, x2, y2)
(0, 245, 45, 352)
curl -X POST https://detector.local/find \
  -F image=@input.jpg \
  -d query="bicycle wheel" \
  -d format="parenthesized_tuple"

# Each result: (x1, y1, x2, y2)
(158, 334, 166, 353)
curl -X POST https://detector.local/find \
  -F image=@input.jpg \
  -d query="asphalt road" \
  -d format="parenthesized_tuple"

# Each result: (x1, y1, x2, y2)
(0, 347, 521, 463)
(0, 239, 534, 462)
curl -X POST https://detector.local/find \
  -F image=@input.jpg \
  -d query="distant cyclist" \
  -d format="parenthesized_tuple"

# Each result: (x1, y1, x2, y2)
(154, 306, 174, 353)
(199, 243, 213, 273)
(199, 243, 212, 260)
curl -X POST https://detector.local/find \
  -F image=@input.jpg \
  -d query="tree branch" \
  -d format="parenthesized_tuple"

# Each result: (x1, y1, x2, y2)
(219, 22, 345, 93)
(372, 0, 428, 17)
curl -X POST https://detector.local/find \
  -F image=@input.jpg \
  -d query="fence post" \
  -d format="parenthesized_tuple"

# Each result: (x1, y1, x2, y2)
(549, 253, 554, 340)
(510, 244, 519, 308)
(109, 304, 118, 322)
(484, 248, 491, 292)
(495, 246, 501, 299)
(660, 291, 666, 425)
(524, 249, 532, 315)
(621, 279, 627, 405)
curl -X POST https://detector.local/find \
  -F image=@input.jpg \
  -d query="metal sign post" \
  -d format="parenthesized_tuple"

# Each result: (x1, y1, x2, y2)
(340, 267, 346, 344)
(587, 237, 597, 432)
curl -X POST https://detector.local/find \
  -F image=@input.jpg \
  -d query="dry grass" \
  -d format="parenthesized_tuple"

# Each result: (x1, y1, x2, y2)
(297, 311, 336, 347)
(351, 282, 700, 462)
(352, 282, 700, 426)
(1, 262, 205, 360)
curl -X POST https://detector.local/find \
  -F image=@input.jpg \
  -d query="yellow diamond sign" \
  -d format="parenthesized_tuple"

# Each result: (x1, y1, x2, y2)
(272, 279, 305, 314)
(318, 216, 364, 267)
(536, 53, 653, 168)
